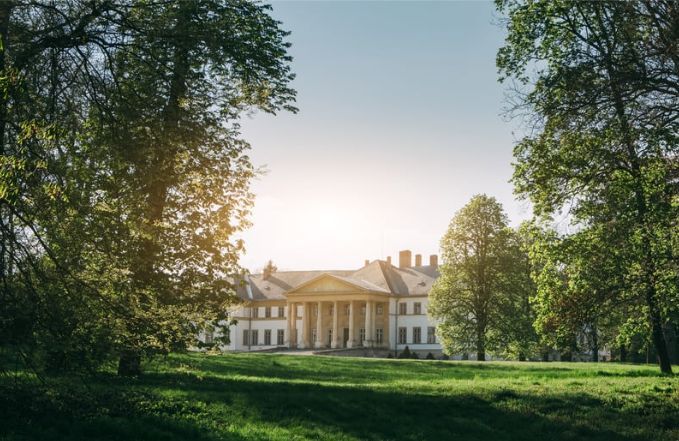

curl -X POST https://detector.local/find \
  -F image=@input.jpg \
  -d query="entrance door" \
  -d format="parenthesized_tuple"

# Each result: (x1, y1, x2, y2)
(343, 328, 349, 348)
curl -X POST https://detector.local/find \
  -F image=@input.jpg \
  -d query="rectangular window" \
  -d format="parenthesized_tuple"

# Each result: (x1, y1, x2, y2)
(265, 306, 271, 318)
(311, 328, 317, 343)
(398, 327, 407, 344)
(204, 330, 213, 344)
(376, 304, 383, 315)
(359, 328, 366, 343)
(251, 329, 259, 346)
(278, 306, 285, 318)
(344, 304, 350, 315)
(427, 327, 436, 344)
(297, 306, 302, 318)
(252, 307, 259, 318)
(376, 328, 383, 344)
(413, 327, 421, 344)
(399, 302, 407, 315)
(414, 302, 422, 315)
(243, 330, 249, 346)
(264, 329, 272, 345)
(277, 329, 285, 346)
(361, 305, 366, 315)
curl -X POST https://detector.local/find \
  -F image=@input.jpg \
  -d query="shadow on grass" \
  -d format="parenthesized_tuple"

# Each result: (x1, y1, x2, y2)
(1, 365, 675, 441)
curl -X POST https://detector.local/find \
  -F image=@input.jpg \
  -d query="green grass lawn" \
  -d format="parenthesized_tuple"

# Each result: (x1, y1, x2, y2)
(1, 354, 677, 441)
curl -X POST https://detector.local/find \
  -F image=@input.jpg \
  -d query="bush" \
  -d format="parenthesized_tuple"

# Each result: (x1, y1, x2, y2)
(410, 351, 419, 359)
(425, 352, 435, 360)
(397, 346, 411, 359)
(440, 354, 450, 360)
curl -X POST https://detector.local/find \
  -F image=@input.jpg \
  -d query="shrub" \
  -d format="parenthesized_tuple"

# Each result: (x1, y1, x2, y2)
(398, 346, 411, 359)
(426, 352, 435, 360)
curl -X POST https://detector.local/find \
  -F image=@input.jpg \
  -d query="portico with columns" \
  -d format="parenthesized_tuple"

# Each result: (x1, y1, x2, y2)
(285, 274, 391, 349)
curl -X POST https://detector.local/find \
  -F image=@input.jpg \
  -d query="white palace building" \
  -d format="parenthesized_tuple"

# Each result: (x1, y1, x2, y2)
(205, 250, 443, 355)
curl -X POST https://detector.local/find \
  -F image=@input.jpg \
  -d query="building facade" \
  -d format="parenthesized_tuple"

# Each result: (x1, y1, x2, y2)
(204, 250, 443, 355)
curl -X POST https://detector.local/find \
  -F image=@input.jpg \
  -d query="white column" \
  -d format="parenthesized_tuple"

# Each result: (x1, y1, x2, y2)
(347, 301, 355, 348)
(315, 301, 323, 348)
(288, 303, 297, 348)
(302, 302, 310, 348)
(364, 301, 372, 347)
(331, 301, 339, 348)
(371, 300, 377, 344)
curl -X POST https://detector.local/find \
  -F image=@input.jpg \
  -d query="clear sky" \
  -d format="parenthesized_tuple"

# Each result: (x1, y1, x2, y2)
(238, 0, 531, 272)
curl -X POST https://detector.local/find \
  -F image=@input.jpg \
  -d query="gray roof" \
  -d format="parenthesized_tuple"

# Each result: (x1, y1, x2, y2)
(235, 260, 439, 301)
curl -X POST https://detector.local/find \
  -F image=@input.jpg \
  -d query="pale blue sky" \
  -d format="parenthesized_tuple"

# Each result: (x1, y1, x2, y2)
(239, 0, 530, 271)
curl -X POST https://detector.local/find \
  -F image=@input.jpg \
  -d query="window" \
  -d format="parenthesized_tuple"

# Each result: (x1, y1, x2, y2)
(361, 305, 366, 315)
(376, 328, 383, 344)
(278, 306, 284, 318)
(264, 329, 272, 345)
(398, 327, 407, 344)
(414, 302, 422, 315)
(413, 327, 421, 344)
(251, 330, 259, 345)
(344, 304, 350, 315)
(376, 304, 383, 315)
(296, 306, 302, 318)
(243, 329, 249, 346)
(265, 306, 271, 318)
(277, 329, 285, 346)
(399, 302, 407, 315)
(427, 327, 436, 344)
(252, 307, 259, 318)
(359, 328, 366, 343)
(204, 330, 213, 344)
(311, 328, 317, 343)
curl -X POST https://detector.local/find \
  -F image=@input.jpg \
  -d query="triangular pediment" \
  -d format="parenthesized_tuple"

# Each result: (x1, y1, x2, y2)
(286, 274, 370, 295)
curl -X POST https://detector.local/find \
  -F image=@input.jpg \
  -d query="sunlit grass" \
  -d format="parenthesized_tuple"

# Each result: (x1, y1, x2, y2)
(1, 353, 677, 440)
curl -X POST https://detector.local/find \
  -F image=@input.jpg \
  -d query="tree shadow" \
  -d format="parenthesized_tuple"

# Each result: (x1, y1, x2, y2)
(1, 356, 675, 441)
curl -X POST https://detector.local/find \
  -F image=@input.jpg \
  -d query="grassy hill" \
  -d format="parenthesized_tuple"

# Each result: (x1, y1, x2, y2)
(1, 353, 677, 441)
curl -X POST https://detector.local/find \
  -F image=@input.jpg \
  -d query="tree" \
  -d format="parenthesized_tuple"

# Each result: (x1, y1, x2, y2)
(429, 194, 516, 361)
(494, 222, 540, 361)
(497, 0, 678, 373)
(0, 1, 296, 375)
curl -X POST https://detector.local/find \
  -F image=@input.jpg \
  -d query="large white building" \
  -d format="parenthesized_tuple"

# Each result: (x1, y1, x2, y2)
(205, 250, 442, 355)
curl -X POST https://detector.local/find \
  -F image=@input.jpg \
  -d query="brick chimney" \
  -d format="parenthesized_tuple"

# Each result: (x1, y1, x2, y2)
(415, 254, 422, 266)
(399, 250, 412, 268)
(430, 254, 438, 268)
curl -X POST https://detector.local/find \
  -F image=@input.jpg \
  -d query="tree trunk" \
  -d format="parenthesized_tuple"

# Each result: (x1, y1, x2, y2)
(476, 332, 486, 361)
(117, 350, 142, 376)
(591, 324, 599, 362)
(597, 8, 673, 374)
(620, 344, 627, 362)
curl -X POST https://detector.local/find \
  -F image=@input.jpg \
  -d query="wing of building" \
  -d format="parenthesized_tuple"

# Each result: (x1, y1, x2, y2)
(202, 250, 443, 355)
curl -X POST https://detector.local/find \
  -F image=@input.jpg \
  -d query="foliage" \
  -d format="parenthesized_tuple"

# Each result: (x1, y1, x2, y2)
(0, 1, 296, 375)
(497, 0, 679, 373)
(430, 195, 538, 360)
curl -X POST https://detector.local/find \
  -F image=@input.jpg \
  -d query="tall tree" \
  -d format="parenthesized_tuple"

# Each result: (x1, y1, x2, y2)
(0, 1, 296, 375)
(429, 194, 516, 361)
(497, 0, 678, 373)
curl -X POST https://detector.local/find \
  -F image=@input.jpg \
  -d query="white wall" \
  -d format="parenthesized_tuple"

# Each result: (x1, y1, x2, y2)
(388, 297, 442, 353)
